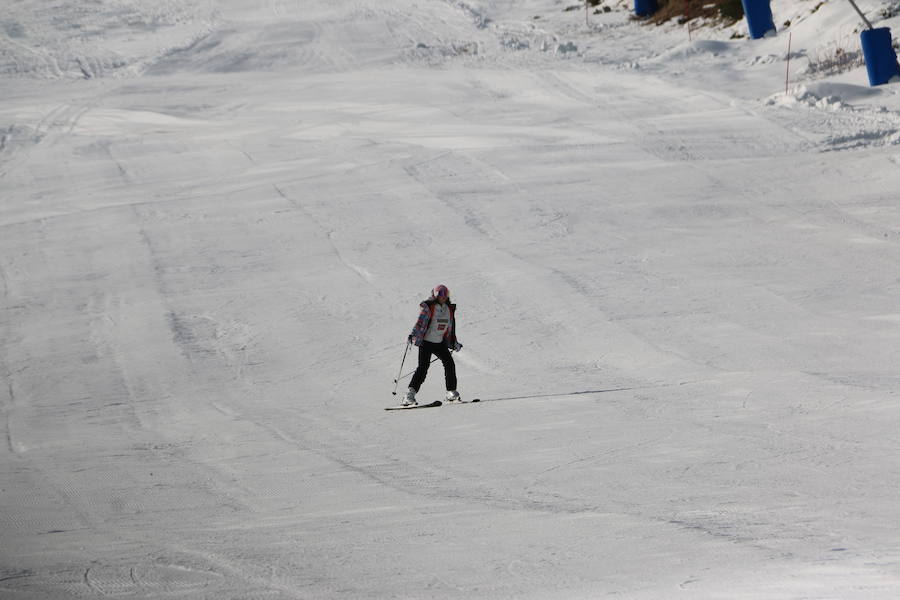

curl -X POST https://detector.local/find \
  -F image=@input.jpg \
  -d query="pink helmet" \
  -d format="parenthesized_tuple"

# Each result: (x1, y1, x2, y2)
(432, 284, 450, 299)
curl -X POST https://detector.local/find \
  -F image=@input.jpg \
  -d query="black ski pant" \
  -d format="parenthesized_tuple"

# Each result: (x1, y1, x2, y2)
(409, 340, 456, 392)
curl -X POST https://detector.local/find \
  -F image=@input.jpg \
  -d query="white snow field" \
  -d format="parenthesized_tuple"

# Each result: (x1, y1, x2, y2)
(3, 0, 900, 597)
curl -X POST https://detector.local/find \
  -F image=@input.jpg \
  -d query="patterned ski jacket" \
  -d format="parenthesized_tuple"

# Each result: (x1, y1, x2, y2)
(409, 300, 462, 351)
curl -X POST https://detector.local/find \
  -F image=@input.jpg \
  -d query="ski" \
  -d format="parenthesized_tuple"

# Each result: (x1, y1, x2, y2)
(443, 398, 480, 405)
(385, 400, 442, 411)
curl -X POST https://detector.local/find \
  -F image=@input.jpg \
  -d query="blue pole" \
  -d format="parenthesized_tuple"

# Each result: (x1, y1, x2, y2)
(634, 0, 657, 18)
(860, 28, 900, 86)
(741, 0, 776, 39)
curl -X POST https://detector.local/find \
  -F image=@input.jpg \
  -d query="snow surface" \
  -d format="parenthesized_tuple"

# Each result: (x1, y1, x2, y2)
(3, 0, 900, 598)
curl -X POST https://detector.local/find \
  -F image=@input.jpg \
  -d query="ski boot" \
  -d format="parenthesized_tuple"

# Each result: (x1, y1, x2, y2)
(401, 388, 418, 406)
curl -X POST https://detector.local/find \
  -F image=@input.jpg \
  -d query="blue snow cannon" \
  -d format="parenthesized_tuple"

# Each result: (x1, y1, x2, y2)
(860, 27, 900, 86)
(741, 0, 776, 39)
(634, 0, 657, 18)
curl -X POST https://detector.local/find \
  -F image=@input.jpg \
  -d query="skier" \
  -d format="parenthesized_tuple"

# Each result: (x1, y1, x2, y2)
(403, 284, 463, 406)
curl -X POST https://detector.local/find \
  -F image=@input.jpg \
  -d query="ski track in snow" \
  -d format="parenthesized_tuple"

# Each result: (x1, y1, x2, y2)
(3, 0, 900, 598)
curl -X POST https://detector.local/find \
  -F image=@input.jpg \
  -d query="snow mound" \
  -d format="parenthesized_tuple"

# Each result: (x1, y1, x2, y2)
(746, 53, 787, 66)
(500, 33, 532, 50)
(766, 81, 887, 112)
(803, 81, 885, 102)
(766, 84, 900, 150)
(406, 41, 480, 63)
(556, 41, 579, 54)
(650, 40, 736, 63)
(767, 82, 882, 110)
(767, 85, 853, 110)
(825, 127, 900, 149)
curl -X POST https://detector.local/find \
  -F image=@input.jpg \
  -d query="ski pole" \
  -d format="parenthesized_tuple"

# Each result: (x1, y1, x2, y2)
(398, 357, 439, 382)
(392, 341, 412, 396)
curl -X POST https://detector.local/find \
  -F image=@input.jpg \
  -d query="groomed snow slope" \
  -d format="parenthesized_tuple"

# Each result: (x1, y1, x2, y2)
(2, 0, 900, 598)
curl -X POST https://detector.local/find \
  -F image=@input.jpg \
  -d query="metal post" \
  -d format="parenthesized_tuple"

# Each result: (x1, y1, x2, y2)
(845, 0, 874, 30)
(785, 32, 792, 95)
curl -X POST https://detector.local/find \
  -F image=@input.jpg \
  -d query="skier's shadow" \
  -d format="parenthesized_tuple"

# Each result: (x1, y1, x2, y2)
(472, 386, 640, 403)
